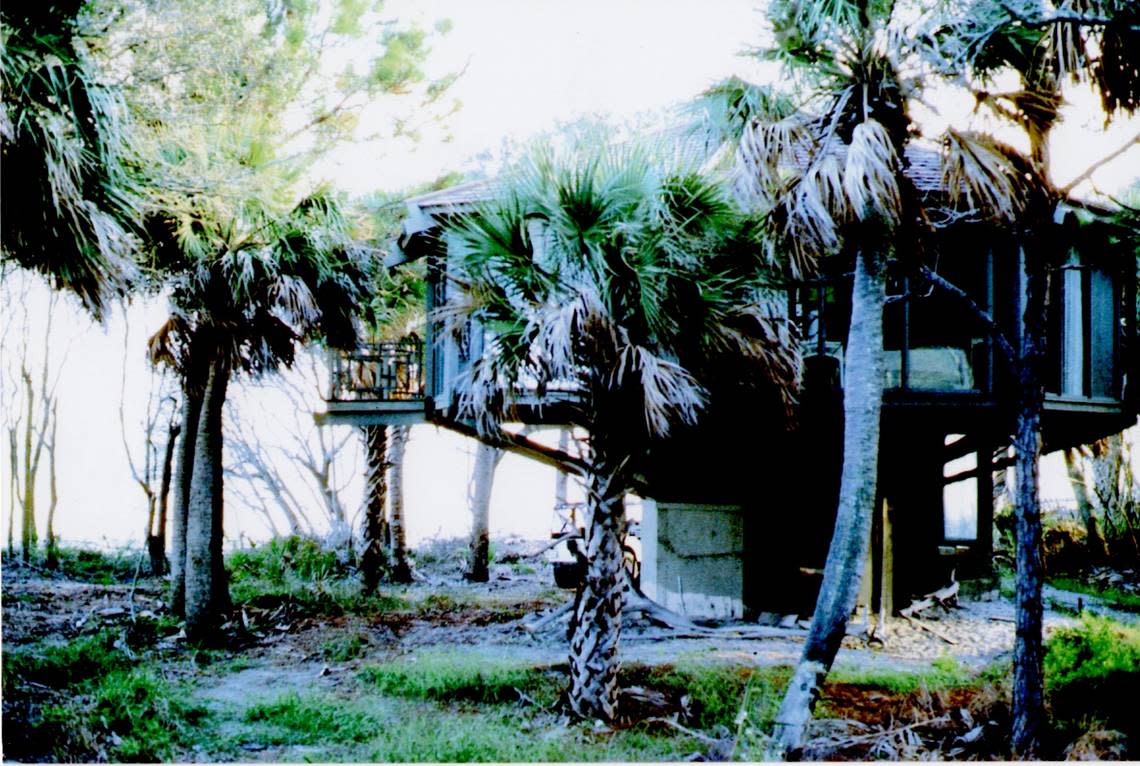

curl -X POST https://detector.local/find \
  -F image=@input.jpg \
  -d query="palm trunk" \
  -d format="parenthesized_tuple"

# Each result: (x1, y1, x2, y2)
(567, 445, 627, 721)
(774, 246, 887, 756)
(170, 378, 204, 616)
(184, 354, 231, 643)
(1011, 248, 1048, 758)
(360, 424, 389, 594)
(1064, 448, 1106, 564)
(465, 441, 499, 582)
(388, 424, 413, 583)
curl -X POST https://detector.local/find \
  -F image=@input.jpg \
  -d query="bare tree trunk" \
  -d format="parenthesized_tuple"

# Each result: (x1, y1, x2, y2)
(151, 417, 180, 576)
(360, 424, 389, 594)
(184, 354, 231, 643)
(1064, 448, 1106, 565)
(567, 446, 627, 721)
(388, 424, 413, 583)
(8, 427, 18, 557)
(21, 368, 37, 561)
(43, 405, 58, 569)
(170, 378, 204, 616)
(1011, 248, 1048, 758)
(465, 441, 500, 582)
(774, 246, 887, 756)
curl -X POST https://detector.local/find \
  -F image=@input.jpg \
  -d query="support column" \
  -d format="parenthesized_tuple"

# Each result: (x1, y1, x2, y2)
(643, 502, 744, 619)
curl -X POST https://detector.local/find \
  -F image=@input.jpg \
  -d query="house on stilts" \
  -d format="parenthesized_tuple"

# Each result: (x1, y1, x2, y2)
(317, 149, 1137, 621)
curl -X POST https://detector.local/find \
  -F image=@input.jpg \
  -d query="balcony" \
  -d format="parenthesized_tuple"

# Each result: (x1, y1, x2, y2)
(318, 338, 428, 426)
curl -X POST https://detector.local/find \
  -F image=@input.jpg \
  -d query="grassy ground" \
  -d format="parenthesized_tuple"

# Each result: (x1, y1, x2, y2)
(4, 542, 1138, 762)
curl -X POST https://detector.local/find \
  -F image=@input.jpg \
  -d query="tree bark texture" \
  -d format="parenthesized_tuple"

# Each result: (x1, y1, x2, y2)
(184, 354, 231, 643)
(388, 425, 413, 583)
(567, 449, 627, 722)
(360, 424, 389, 594)
(1011, 249, 1048, 758)
(774, 246, 887, 756)
(170, 377, 204, 616)
(465, 441, 499, 582)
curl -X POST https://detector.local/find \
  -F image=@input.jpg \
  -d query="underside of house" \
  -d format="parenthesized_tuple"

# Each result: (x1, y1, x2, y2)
(318, 176, 1138, 620)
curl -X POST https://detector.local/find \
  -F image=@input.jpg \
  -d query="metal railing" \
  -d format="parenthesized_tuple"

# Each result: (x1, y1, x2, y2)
(329, 337, 425, 402)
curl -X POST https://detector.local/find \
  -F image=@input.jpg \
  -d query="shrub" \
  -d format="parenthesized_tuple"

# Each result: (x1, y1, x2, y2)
(1045, 616, 1140, 746)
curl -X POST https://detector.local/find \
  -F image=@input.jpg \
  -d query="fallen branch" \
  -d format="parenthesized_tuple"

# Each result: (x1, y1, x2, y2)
(899, 579, 959, 618)
(520, 532, 580, 560)
(644, 716, 726, 748)
(623, 581, 704, 632)
(812, 714, 953, 750)
(522, 600, 574, 633)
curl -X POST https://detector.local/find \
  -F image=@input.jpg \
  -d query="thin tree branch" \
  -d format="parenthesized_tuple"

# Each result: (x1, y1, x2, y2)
(916, 265, 1017, 363)
(1057, 130, 1140, 196)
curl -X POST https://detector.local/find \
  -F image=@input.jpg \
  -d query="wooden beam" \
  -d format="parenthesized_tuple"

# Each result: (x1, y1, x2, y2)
(431, 415, 588, 477)
(880, 498, 894, 623)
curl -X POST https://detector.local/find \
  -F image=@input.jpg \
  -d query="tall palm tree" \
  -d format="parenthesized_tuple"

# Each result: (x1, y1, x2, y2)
(691, 1, 1037, 753)
(442, 144, 799, 721)
(1, 1, 141, 317)
(922, 1, 1139, 752)
(149, 190, 373, 641)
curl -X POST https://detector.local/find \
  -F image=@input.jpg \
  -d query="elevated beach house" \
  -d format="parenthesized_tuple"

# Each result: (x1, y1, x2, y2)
(319, 153, 1136, 620)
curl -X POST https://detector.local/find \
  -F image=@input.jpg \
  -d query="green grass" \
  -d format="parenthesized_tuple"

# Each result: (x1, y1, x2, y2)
(243, 692, 380, 745)
(5, 639, 205, 762)
(1, 546, 141, 584)
(79, 668, 207, 761)
(321, 633, 371, 662)
(227, 536, 415, 618)
(3, 629, 134, 689)
(360, 651, 563, 706)
(1049, 576, 1140, 612)
(829, 656, 974, 695)
(364, 707, 684, 762)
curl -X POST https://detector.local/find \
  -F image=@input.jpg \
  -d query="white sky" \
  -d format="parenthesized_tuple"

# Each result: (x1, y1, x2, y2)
(3, 0, 1139, 552)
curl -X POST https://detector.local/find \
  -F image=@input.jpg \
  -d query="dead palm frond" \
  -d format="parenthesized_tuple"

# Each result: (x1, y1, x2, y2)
(940, 129, 1031, 222)
(844, 119, 902, 224)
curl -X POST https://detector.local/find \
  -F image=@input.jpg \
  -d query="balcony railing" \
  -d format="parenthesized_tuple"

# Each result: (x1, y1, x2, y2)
(329, 338, 424, 402)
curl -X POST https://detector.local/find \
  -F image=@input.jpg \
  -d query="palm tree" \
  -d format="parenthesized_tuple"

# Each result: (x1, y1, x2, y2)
(691, 1, 1038, 753)
(442, 143, 799, 721)
(923, 1, 1139, 752)
(1, 1, 141, 317)
(149, 190, 373, 641)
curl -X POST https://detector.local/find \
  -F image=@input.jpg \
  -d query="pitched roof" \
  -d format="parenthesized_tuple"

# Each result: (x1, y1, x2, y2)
(404, 143, 947, 220)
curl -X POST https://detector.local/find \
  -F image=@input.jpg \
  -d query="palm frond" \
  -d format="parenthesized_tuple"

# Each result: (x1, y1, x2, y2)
(940, 129, 1030, 222)
(843, 119, 902, 225)
(614, 345, 707, 437)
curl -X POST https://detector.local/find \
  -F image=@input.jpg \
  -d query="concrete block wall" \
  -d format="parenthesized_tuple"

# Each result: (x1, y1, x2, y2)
(640, 500, 744, 619)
